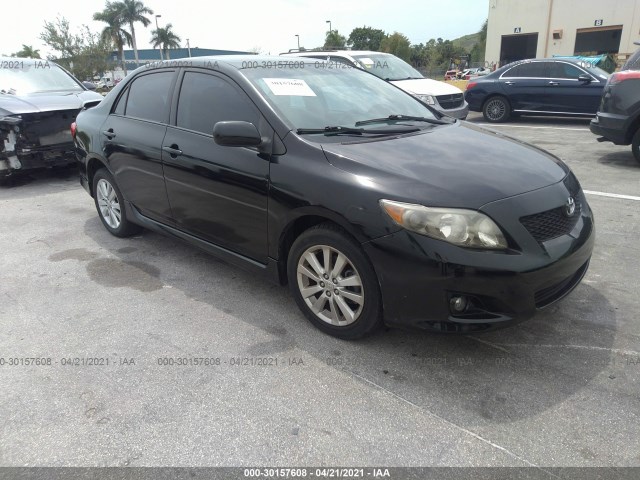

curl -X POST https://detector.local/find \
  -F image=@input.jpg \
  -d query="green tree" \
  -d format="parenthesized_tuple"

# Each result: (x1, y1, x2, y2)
(348, 26, 387, 51)
(40, 16, 112, 79)
(379, 32, 411, 62)
(470, 19, 488, 63)
(117, 0, 153, 66)
(13, 45, 41, 59)
(94, 3, 132, 74)
(324, 30, 347, 49)
(151, 24, 181, 59)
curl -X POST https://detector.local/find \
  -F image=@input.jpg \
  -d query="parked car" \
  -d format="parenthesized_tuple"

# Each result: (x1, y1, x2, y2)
(460, 67, 490, 80)
(444, 69, 460, 81)
(590, 43, 640, 163)
(74, 56, 594, 339)
(465, 58, 609, 122)
(281, 50, 469, 119)
(0, 57, 103, 180)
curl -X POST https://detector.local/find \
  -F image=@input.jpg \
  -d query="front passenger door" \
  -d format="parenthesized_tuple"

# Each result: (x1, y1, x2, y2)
(162, 71, 270, 263)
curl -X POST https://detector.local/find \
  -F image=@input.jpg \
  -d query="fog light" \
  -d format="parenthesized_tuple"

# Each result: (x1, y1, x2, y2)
(450, 295, 468, 313)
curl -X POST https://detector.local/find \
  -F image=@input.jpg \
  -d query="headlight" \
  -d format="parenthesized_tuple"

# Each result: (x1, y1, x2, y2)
(380, 199, 508, 249)
(414, 94, 435, 105)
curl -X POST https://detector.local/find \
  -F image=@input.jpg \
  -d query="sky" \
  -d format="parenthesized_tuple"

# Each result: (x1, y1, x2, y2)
(2, 0, 489, 57)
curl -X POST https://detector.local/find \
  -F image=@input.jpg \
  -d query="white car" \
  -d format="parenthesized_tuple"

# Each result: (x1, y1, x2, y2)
(281, 50, 469, 119)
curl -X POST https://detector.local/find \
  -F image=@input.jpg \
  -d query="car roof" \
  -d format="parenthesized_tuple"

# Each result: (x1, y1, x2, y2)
(281, 50, 384, 56)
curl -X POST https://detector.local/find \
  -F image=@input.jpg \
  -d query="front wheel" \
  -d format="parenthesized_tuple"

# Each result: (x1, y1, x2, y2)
(92, 169, 141, 237)
(287, 224, 382, 340)
(631, 128, 640, 164)
(483, 96, 511, 123)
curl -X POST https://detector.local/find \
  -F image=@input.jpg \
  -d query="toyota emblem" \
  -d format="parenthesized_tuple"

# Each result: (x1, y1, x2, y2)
(565, 197, 576, 217)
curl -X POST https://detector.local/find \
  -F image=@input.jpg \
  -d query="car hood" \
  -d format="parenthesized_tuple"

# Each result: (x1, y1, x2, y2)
(0, 90, 103, 116)
(391, 78, 462, 96)
(321, 122, 569, 209)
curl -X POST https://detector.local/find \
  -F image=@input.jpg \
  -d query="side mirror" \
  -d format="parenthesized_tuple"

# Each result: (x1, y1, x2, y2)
(213, 121, 262, 147)
(578, 74, 592, 83)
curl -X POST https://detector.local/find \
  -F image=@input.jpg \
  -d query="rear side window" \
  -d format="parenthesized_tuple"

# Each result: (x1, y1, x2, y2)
(504, 62, 547, 78)
(549, 62, 584, 79)
(124, 72, 174, 123)
(176, 72, 259, 135)
(623, 48, 640, 71)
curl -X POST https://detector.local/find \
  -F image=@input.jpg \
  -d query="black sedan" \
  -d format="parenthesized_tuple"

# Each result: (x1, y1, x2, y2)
(465, 58, 609, 122)
(0, 57, 103, 180)
(73, 56, 594, 339)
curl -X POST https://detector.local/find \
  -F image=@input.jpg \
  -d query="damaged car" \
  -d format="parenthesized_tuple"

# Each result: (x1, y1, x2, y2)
(0, 57, 103, 181)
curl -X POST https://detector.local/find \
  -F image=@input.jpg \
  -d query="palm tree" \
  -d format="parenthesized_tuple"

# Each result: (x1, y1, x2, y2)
(150, 24, 181, 60)
(94, 2, 132, 74)
(13, 45, 41, 59)
(117, 0, 153, 66)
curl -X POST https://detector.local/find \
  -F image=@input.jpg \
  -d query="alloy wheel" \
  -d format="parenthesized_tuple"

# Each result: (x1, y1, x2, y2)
(486, 98, 507, 121)
(296, 245, 364, 326)
(96, 178, 121, 229)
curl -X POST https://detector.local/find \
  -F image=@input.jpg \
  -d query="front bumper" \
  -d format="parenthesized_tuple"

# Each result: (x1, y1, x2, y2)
(590, 113, 630, 145)
(435, 102, 470, 120)
(363, 179, 595, 332)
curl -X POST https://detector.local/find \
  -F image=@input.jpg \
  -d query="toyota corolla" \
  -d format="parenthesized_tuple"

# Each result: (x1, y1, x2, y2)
(73, 56, 594, 339)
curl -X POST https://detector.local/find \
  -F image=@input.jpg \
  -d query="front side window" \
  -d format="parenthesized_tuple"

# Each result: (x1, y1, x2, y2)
(176, 72, 259, 135)
(125, 72, 174, 123)
(549, 62, 585, 79)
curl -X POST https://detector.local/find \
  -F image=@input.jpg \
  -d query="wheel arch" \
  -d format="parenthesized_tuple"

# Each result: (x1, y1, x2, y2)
(275, 208, 368, 285)
(86, 156, 109, 197)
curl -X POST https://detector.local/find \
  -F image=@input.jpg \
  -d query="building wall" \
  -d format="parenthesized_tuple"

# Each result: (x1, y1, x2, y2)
(485, 0, 640, 67)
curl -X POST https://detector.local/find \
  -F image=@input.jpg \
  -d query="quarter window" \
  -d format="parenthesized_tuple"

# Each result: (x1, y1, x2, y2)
(124, 72, 174, 123)
(176, 72, 259, 135)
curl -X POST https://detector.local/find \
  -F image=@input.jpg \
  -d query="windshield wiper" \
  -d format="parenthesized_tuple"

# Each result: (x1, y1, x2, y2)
(296, 125, 420, 136)
(384, 76, 423, 81)
(355, 114, 451, 127)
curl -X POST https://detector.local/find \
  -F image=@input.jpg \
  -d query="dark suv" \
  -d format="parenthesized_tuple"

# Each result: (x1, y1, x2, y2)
(590, 43, 640, 163)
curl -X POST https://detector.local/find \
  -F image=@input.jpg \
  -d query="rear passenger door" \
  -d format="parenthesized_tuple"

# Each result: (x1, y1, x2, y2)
(101, 70, 177, 224)
(500, 61, 550, 111)
(161, 70, 271, 262)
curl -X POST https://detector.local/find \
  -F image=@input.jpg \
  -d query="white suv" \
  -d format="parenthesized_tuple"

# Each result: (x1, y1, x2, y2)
(281, 50, 469, 119)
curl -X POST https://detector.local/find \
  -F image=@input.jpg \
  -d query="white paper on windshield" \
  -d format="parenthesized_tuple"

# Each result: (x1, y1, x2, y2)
(358, 58, 375, 68)
(263, 78, 316, 96)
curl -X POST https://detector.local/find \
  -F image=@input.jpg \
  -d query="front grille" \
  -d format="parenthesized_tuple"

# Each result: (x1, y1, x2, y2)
(520, 200, 582, 244)
(535, 261, 589, 308)
(436, 93, 464, 110)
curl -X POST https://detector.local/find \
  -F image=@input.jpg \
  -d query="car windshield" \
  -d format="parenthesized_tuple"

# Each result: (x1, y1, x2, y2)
(350, 54, 423, 81)
(0, 61, 83, 95)
(242, 62, 439, 131)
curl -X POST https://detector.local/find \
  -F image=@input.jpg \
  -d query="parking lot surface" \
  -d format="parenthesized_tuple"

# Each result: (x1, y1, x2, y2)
(1, 113, 639, 469)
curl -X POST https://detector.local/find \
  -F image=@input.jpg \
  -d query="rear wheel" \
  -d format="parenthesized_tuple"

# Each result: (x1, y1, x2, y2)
(92, 169, 141, 237)
(287, 224, 382, 339)
(483, 96, 511, 123)
(631, 128, 640, 164)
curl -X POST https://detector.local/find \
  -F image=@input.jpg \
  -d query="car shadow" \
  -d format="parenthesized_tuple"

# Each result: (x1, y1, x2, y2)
(82, 216, 616, 427)
(597, 150, 640, 170)
(0, 165, 78, 195)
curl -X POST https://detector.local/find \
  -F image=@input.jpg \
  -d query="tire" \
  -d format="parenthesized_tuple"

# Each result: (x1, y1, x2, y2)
(482, 96, 511, 123)
(92, 168, 141, 237)
(632, 128, 640, 164)
(287, 223, 382, 340)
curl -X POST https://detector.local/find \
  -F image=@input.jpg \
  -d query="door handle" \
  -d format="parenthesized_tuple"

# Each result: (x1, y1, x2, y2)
(102, 130, 116, 139)
(504, 81, 515, 85)
(162, 145, 183, 157)
(548, 81, 559, 86)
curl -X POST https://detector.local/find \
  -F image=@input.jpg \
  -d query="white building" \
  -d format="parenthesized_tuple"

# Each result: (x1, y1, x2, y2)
(485, 0, 640, 67)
